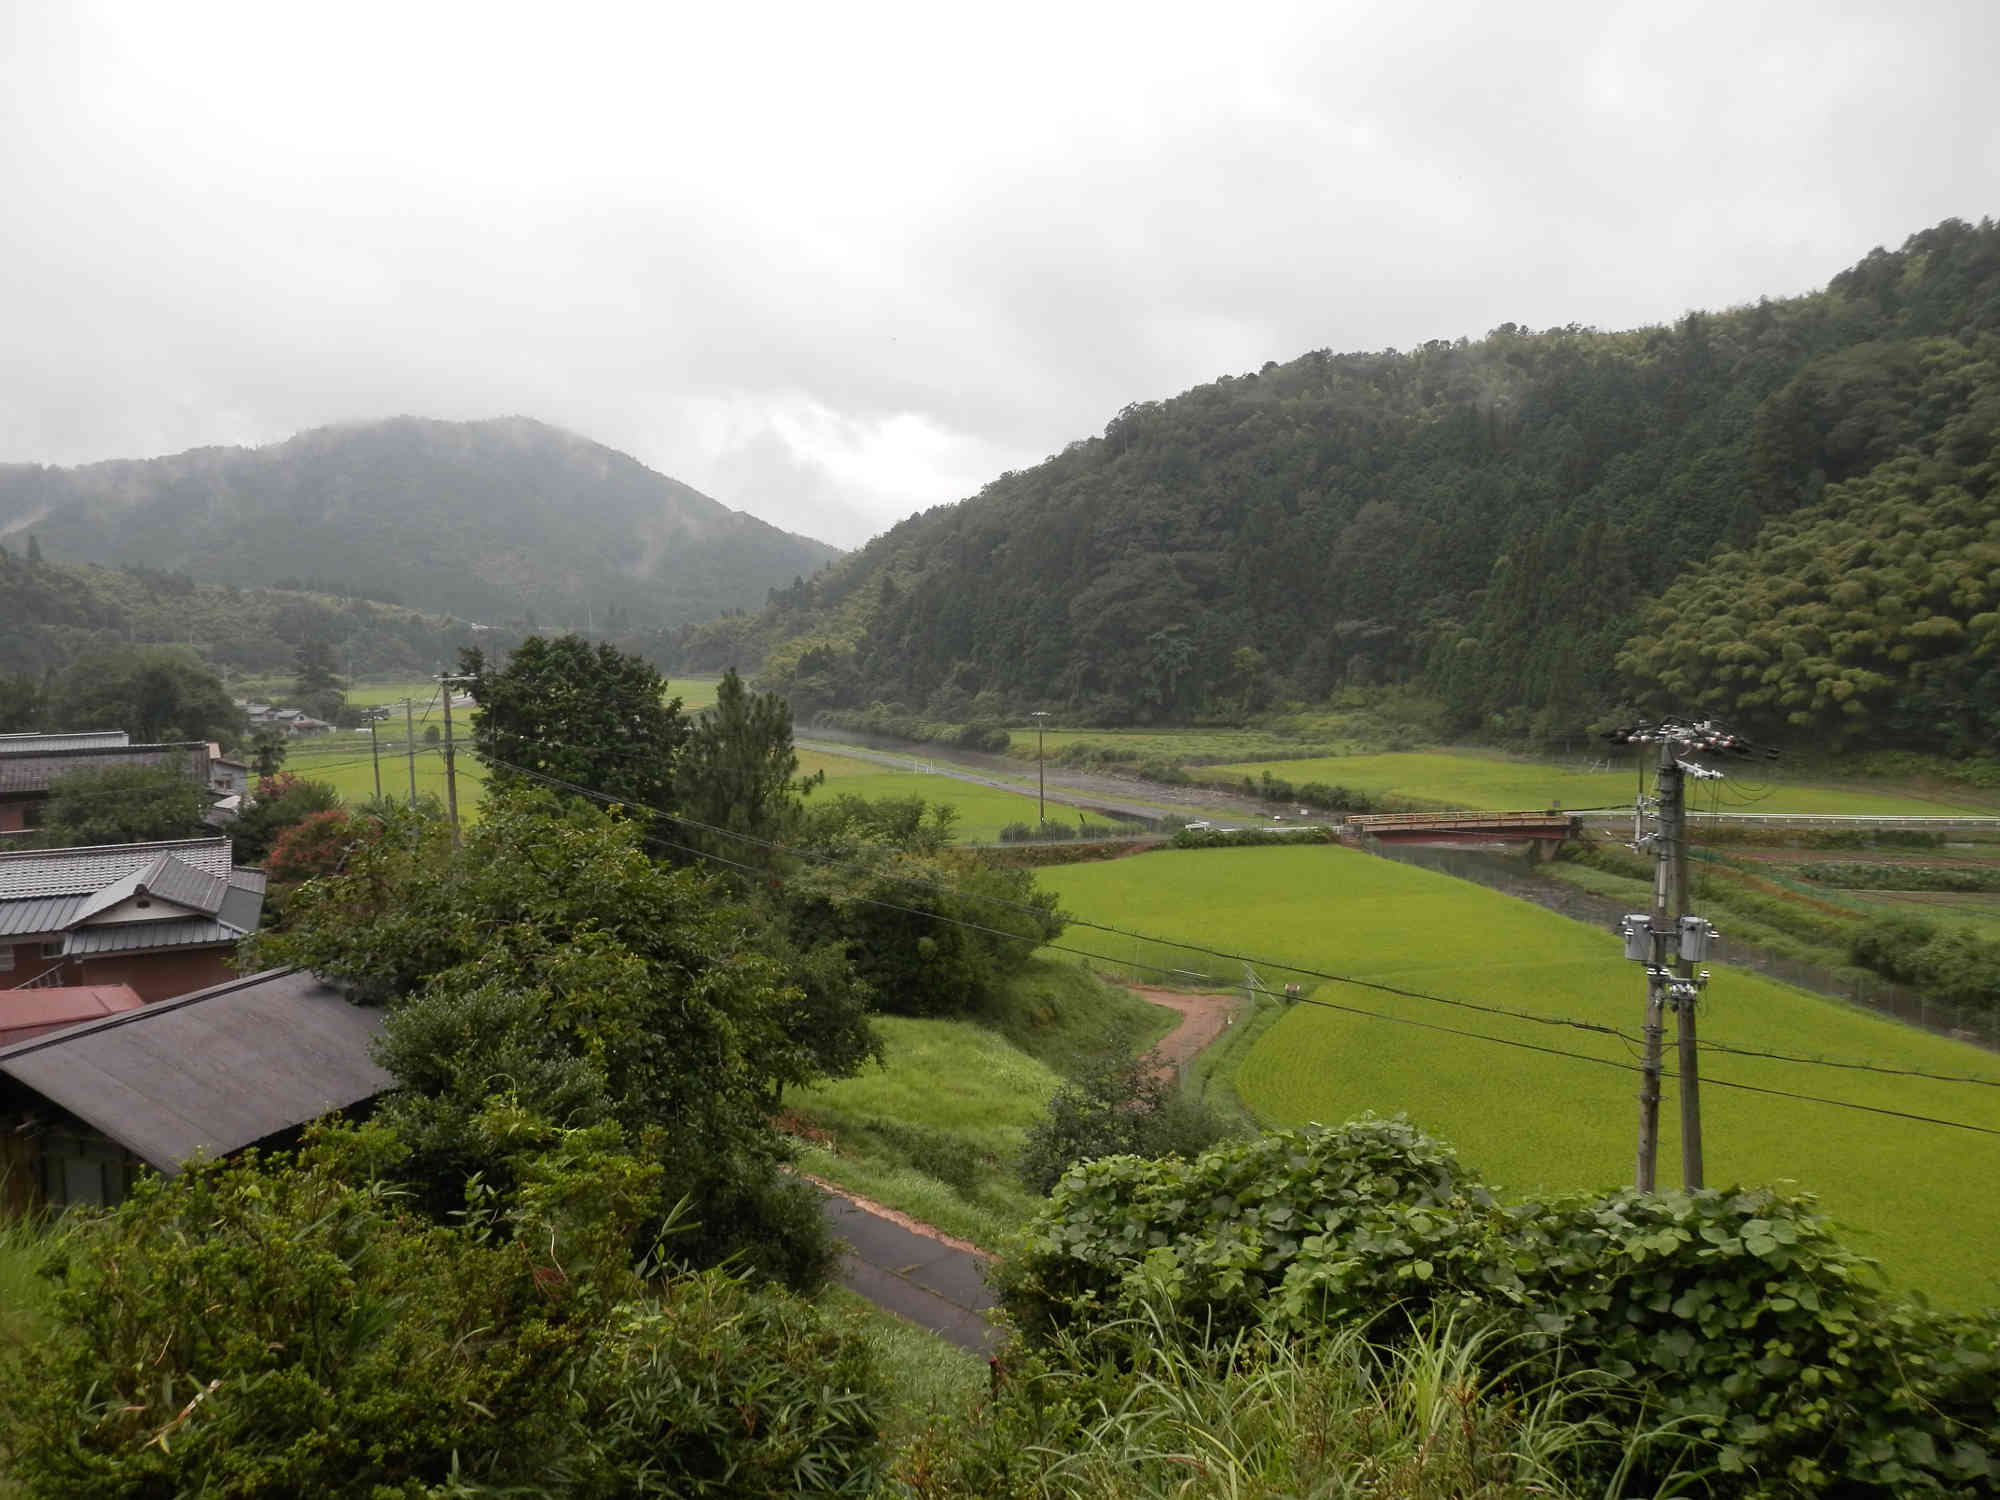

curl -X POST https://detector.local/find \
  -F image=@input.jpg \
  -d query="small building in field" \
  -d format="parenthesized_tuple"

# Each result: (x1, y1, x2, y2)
(0, 838, 265, 1000)
(0, 967, 392, 1214)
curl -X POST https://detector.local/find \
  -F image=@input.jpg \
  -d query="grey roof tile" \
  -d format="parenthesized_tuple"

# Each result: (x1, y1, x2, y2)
(0, 840, 235, 901)
(0, 743, 210, 796)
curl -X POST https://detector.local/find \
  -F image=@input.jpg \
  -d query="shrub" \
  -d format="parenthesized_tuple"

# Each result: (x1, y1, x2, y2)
(996, 1120, 2000, 1497)
(0, 1124, 651, 1498)
(560, 1271, 885, 1498)
(1018, 1055, 1242, 1196)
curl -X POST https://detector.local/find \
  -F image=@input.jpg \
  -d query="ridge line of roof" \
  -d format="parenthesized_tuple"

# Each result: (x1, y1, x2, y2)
(0, 966, 304, 1061)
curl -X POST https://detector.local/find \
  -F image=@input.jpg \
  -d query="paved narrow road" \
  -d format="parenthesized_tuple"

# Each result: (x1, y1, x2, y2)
(815, 987, 1242, 1353)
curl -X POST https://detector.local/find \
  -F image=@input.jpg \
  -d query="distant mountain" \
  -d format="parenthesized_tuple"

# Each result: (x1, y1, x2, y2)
(681, 217, 2000, 755)
(0, 417, 842, 629)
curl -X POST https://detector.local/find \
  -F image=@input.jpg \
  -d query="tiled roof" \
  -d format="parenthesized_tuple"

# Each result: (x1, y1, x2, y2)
(0, 840, 235, 901)
(0, 731, 130, 753)
(0, 967, 393, 1171)
(0, 742, 210, 796)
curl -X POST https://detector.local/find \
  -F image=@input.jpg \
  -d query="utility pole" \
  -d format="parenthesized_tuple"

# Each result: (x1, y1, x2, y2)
(369, 712, 382, 802)
(437, 672, 473, 847)
(1608, 719, 1765, 1191)
(1030, 711, 1050, 828)
(404, 698, 418, 808)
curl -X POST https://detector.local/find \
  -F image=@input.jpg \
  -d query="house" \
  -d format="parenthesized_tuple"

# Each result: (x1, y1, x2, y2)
(0, 739, 212, 834)
(0, 983, 143, 1046)
(0, 967, 392, 1213)
(0, 731, 131, 752)
(0, 838, 266, 1000)
(240, 705, 333, 737)
(207, 744, 251, 797)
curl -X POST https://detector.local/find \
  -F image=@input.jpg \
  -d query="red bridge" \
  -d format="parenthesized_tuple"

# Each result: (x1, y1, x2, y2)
(1342, 810, 1581, 857)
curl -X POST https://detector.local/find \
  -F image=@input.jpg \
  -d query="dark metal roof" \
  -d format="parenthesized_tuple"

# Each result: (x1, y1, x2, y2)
(0, 893, 86, 939)
(0, 967, 394, 1171)
(0, 840, 235, 901)
(0, 742, 210, 796)
(63, 916, 239, 956)
(0, 731, 131, 752)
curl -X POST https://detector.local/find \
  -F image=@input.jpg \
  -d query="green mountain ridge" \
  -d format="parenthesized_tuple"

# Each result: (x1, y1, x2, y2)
(0, 550, 520, 684)
(678, 217, 2000, 755)
(0, 415, 843, 630)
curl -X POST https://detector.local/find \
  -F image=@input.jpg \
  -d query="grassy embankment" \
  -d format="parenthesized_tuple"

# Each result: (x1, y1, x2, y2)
(1204, 750, 2000, 817)
(785, 959, 1176, 1249)
(1038, 845, 2000, 1309)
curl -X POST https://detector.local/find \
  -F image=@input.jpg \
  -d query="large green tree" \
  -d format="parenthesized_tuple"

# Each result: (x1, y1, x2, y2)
(674, 666, 823, 862)
(248, 791, 851, 1287)
(45, 647, 244, 746)
(460, 635, 685, 811)
(291, 636, 346, 722)
(32, 763, 209, 847)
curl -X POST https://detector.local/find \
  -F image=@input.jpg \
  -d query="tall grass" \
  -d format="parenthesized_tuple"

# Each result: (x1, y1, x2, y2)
(888, 1311, 1705, 1498)
(1, 1209, 81, 1500)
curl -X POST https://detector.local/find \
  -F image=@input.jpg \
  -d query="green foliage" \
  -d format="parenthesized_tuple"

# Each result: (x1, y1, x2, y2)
(292, 636, 346, 723)
(230, 771, 343, 863)
(1800, 862, 2000, 891)
(0, 551, 499, 684)
(0, 1125, 653, 1498)
(710, 220, 2000, 748)
(1017, 1054, 1242, 1195)
(462, 634, 686, 811)
(999, 1118, 1496, 1348)
(1850, 915, 2000, 1014)
(998, 1120, 2000, 1497)
(675, 666, 821, 862)
(29, 762, 208, 846)
(558, 1272, 885, 1498)
(1170, 824, 1337, 848)
(41, 645, 243, 746)
(818, 706, 1013, 751)
(782, 846, 1064, 1017)
(249, 791, 847, 1288)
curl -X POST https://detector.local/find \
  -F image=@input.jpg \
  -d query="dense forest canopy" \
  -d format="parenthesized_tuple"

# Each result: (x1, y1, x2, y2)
(0, 416, 841, 632)
(677, 217, 2000, 752)
(0, 550, 513, 683)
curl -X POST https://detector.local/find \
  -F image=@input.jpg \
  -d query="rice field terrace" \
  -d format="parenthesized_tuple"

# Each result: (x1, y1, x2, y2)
(1037, 844, 2000, 1307)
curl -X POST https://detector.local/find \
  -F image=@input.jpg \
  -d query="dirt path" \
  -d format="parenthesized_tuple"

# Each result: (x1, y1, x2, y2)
(1128, 984, 1245, 1078)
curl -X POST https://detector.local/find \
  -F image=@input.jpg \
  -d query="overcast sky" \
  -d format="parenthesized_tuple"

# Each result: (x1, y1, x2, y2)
(1, 1, 1993, 547)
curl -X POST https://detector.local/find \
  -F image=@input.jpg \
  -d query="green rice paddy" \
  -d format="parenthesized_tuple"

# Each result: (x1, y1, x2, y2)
(1205, 751, 2000, 818)
(1038, 845, 2000, 1307)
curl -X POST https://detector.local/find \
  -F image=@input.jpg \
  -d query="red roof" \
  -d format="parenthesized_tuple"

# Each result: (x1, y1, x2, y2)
(0, 984, 145, 1047)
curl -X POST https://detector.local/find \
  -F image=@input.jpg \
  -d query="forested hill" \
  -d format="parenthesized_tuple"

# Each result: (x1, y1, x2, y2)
(680, 217, 2000, 753)
(0, 417, 842, 631)
(0, 551, 520, 681)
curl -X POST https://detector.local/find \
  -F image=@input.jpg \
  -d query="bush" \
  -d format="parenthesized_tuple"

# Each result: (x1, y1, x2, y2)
(0, 1125, 650, 1498)
(1018, 1055, 1242, 1196)
(1171, 825, 1337, 849)
(996, 1120, 2000, 1497)
(1800, 862, 2000, 891)
(560, 1271, 884, 1498)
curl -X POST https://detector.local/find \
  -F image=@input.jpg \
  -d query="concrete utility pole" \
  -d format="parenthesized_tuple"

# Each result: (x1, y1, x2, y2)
(369, 713, 383, 802)
(1608, 718, 1761, 1191)
(404, 698, 418, 808)
(1030, 711, 1050, 828)
(438, 673, 474, 847)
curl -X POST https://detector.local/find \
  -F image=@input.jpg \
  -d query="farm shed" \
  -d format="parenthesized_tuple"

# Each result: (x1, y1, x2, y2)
(0, 967, 392, 1215)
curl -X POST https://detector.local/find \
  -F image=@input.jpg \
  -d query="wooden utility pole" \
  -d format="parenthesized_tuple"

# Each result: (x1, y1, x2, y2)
(404, 698, 418, 808)
(369, 714, 383, 802)
(1669, 765, 1705, 1189)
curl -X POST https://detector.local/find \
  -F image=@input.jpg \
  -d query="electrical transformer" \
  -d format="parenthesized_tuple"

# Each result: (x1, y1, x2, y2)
(1678, 916, 1719, 962)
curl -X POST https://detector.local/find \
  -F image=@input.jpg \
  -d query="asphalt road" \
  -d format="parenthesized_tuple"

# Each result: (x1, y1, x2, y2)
(818, 1189, 1001, 1355)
